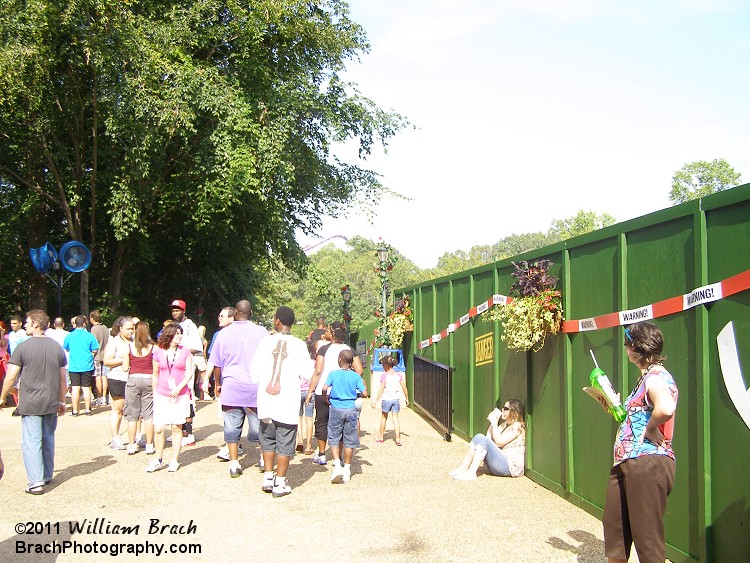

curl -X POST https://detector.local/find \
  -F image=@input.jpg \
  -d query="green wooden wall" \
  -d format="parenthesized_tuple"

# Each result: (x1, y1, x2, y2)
(356, 182, 750, 563)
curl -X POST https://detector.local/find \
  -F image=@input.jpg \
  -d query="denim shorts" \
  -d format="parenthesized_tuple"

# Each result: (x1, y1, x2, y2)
(259, 419, 297, 457)
(327, 406, 360, 449)
(299, 390, 314, 417)
(381, 399, 401, 413)
(222, 406, 260, 443)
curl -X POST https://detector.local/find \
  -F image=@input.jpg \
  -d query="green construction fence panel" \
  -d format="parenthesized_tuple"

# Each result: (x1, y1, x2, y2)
(704, 195, 750, 562)
(451, 276, 472, 440)
(353, 182, 750, 563)
(471, 269, 496, 437)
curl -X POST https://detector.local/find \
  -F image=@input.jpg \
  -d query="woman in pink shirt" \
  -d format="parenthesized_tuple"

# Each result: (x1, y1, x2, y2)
(146, 324, 193, 473)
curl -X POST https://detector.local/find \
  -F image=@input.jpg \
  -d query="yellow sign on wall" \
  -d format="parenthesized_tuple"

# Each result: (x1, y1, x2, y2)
(475, 332, 494, 367)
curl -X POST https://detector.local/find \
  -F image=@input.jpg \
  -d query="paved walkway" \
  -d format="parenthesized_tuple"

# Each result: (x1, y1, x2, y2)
(0, 398, 617, 562)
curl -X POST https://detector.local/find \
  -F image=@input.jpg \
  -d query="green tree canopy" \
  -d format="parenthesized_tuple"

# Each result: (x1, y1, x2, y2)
(430, 232, 553, 278)
(547, 210, 616, 241)
(669, 159, 742, 205)
(0, 0, 406, 323)
(258, 236, 421, 339)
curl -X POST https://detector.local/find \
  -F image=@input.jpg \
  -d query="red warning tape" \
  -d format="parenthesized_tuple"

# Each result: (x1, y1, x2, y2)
(418, 269, 750, 348)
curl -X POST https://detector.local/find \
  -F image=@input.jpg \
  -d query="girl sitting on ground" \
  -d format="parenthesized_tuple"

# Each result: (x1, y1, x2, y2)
(370, 355, 409, 445)
(450, 399, 525, 480)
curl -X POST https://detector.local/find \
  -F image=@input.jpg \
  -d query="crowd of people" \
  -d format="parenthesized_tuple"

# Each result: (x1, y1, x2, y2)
(0, 300, 411, 497)
(1, 306, 678, 559)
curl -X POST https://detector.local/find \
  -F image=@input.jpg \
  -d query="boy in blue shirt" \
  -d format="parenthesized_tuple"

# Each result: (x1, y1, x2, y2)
(63, 315, 99, 415)
(324, 349, 367, 483)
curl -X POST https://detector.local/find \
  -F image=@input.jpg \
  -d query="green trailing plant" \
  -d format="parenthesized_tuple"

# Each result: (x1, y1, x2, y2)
(482, 260, 563, 352)
(381, 295, 413, 349)
(384, 314, 410, 350)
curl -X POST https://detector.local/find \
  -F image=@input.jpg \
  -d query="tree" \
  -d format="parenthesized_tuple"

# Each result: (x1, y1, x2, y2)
(273, 236, 421, 338)
(492, 232, 553, 258)
(429, 232, 554, 278)
(547, 210, 616, 241)
(0, 1, 406, 323)
(669, 159, 743, 205)
(432, 249, 479, 277)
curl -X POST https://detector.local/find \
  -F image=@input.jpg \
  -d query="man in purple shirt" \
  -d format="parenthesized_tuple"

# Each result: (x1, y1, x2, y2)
(211, 300, 268, 478)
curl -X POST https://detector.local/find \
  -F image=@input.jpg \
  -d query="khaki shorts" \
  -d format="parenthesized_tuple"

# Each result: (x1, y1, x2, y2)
(124, 377, 154, 421)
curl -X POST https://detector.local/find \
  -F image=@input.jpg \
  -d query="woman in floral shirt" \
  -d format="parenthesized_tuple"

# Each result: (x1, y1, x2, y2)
(604, 321, 678, 563)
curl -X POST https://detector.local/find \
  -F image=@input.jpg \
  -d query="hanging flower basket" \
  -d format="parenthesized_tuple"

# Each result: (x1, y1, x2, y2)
(482, 260, 563, 352)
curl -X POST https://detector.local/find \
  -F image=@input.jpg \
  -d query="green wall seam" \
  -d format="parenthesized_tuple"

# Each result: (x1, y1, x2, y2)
(468, 274, 475, 436)
(562, 247, 573, 494)
(695, 206, 711, 563)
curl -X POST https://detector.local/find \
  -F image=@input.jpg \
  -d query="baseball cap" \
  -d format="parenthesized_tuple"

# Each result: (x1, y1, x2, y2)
(170, 299, 186, 311)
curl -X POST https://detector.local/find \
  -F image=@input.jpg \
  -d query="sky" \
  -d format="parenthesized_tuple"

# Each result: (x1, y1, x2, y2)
(296, 0, 750, 268)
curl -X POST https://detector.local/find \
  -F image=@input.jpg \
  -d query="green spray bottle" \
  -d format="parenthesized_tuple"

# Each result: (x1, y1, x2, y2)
(589, 350, 627, 423)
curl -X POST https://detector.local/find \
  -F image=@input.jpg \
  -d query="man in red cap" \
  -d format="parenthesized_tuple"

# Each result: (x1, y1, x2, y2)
(170, 299, 204, 446)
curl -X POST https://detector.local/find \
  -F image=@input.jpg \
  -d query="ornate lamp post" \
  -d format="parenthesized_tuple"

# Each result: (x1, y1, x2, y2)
(341, 285, 352, 342)
(377, 244, 389, 318)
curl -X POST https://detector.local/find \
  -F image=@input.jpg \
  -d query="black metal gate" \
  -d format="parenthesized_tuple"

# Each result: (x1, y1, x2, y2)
(412, 355, 453, 441)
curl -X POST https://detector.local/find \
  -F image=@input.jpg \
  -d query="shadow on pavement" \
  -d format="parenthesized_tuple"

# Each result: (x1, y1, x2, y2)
(547, 529, 605, 562)
(48, 455, 116, 489)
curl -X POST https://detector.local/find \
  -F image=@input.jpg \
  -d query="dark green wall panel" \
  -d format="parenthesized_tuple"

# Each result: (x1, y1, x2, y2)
(361, 183, 750, 563)
(567, 238, 620, 505)
(451, 278, 472, 438)
(472, 270, 497, 435)
(705, 199, 750, 562)
(528, 335, 564, 485)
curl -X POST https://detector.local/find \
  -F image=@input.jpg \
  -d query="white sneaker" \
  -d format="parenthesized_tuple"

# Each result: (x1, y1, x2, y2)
(146, 459, 166, 473)
(311, 452, 327, 465)
(181, 434, 196, 446)
(168, 460, 180, 472)
(331, 463, 344, 483)
(127, 443, 139, 455)
(109, 438, 126, 450)
(145, 443, 156, 455)
(271, 482, 291, 498)
(166, 435, 172, 443)
(261, 475, 274, 493)
(342, 465, 351, 483)
(216, 444, 244, 461)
